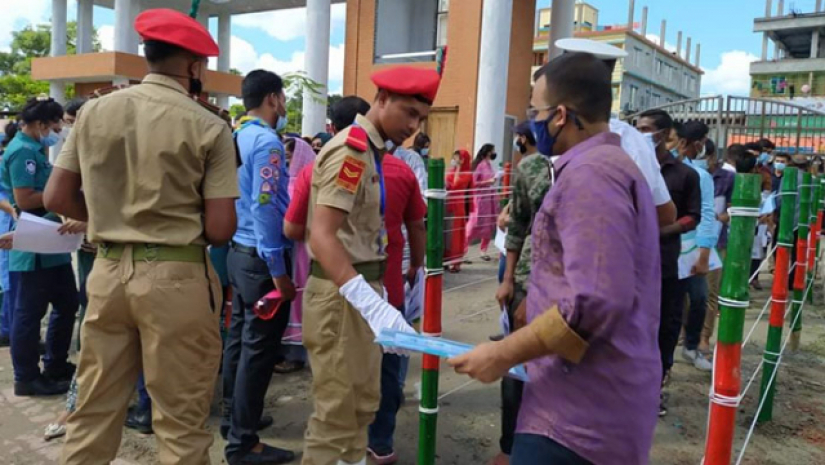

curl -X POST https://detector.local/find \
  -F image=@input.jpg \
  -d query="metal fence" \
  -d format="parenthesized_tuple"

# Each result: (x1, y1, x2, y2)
(624, 96, 825, 158)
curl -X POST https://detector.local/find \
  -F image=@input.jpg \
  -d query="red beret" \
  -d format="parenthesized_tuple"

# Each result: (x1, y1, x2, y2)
(371, 66, 441, 104)
(135, 8, 219, 58)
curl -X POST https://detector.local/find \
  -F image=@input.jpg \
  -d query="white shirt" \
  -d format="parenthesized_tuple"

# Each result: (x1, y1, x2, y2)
(722, 162, 736, 173)
(609, 119, 671, 206)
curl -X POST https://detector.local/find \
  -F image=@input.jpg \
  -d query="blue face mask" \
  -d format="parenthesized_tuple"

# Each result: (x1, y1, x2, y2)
(275, 114, 288, 133)
(670, 148, 679, 159)
(759, 152, 770, 165)
(40, 129, 61, 147)
(531, 109, 564, 156)
(420, 148, 429, 157)
(775, 162, 786, 172)
(693, 158, 709, 171)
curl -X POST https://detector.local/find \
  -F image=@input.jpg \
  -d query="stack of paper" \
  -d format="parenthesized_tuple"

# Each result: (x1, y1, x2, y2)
(12, 213, 83, 254)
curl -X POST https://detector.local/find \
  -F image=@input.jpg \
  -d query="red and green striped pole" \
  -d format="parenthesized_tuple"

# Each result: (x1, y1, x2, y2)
(757, 167, 798, 423)
(806, 176, 822, 305)
(704, 174, 761, 465)
(790, 172, 813, 352)
(419, 158, 444, 465)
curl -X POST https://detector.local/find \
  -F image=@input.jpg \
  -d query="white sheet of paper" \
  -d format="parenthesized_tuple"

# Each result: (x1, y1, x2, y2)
(12, 213, 83, 254)
(678, 235, 723, 279)
(494, 228, 507, 255)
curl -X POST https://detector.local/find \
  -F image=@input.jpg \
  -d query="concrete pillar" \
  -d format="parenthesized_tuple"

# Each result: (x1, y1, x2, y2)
(817, 0, 822, 13)
(763, 33, 770, 60)
(685, 37, 692, 62)
(641, 6, 648, 37)
(695, 43, 701, 68)
(114, 0, 132, 52)
(677, 31, 683, 56)
(548, 0, 575, 60)
(302, 0, 331, 136)
(813, 31, 820, 59)
(50, 0, 67, 105)
(777, 0, 784, 16)
(217, 12, 232, 109)
(660, 20, 666, 47)
(766, 0, 773, 17)
(475, 0, 513, 160)
(627, 0, 635, 31)
(76, 0, 94, 54)
(128, 0, 141, 54)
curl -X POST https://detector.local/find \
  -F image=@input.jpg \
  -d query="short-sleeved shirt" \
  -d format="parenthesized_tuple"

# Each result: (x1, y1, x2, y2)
(384, 156, 426, 307)
(307, 114, 385, 265)
(0, 132, 72, 271)
(610, 119, 671, 206)
(285, 164, 313, 226)
(56, 74, 239, 246)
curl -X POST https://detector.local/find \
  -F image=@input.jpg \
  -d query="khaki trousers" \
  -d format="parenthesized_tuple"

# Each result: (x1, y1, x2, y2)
(301, 276, 382, 465)
(702, 249, 726, 345)
(62, 246, 223, 465)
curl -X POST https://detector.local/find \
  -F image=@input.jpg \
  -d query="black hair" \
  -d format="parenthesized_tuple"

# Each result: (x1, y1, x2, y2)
(726, 144, 748, 164)
(674, 120, 709, 144)
(143, 40, 192, 64)
(705, 139, 716, 157)
(3, 121, 19, 147)
(774, 151, 791, 162)
(473, 143, 496, 170)
(331, 96, 370, 132)
(758, 138, 776, 151)
(19, 97, 64, 125)
(64, 97, 87, 118)
(744, 142, 762, 153)
(242, 70, 284, 111)
(284, 138, 296, 153)
(514, 121, 537, 146)
(638, 109, 674, 131)
(736, 153, 757, 174)
(413, 133, 431, 151)
(533, 52, 612, 124)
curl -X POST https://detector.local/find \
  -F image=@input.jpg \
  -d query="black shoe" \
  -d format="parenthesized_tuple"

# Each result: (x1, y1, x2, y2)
(221, 415, 275, 440)
(489, 333, 505, 342)
(125, 406, 153, 434)
(0, 334, 9, 347)
(228, 444, 295, 465)
(44, 362, 76, 383)
(14, 376, 69, 397)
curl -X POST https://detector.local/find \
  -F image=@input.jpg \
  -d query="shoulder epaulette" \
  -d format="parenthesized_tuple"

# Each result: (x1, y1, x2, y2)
(88, 84, 130, 99)
(346, 126, 369, 152)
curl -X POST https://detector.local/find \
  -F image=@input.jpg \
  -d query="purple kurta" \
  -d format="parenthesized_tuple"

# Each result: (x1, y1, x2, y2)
(519, 132, 662, 464)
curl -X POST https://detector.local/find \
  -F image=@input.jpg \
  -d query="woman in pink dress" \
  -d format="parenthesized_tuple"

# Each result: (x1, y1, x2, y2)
(275, 137, 316, 374)
(465, 143, 499, 261)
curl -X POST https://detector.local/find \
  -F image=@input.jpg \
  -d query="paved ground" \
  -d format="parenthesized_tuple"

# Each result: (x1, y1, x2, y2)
(2, 249, 825, 464)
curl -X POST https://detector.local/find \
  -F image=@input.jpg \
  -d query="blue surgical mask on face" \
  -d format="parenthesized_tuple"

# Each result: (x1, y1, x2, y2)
(420, 148, 429, 157)
(670, 148, 679, 159)
(693, 158, 709, 171)
(758, 152, 770, 165)
(775, 162, 786, 172)
(40, 129, 61, 147)
(275, 114, 288, 133)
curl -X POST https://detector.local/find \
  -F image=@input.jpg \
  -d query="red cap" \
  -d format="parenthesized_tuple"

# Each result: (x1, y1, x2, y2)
(135, 8, 219, 58)
(371, 66, 441, 104)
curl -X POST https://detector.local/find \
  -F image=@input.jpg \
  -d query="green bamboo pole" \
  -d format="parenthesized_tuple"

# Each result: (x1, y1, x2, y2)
(704, 174, 762, 464)
(189, 0, 201, 18)
(790, 172, 812, 351)
(757, 167, 798, 423)
(418, 159, 444, 465)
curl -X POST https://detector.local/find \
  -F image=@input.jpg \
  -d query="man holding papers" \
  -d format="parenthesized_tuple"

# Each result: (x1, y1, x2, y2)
(0, 96, 79, 398)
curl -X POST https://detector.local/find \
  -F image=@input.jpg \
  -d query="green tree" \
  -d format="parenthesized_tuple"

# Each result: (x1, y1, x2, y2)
(282, 71, 324, 135)
(0, 21, 100, 110)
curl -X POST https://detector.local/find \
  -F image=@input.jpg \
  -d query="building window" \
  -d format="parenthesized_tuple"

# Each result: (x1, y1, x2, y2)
(655, 59, 663, 75)
(437, 0, 449, 47)
(629, 84, 639, 107)
(374, 0, 442, 64)
(652, 93, 661, 106)
(532, 52, 546, 66)
(634, 47, 643, 66)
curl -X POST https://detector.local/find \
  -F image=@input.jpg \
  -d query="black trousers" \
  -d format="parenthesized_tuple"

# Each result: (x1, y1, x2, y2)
(659, 277, 688, 377)
(222, 246, 291, 459)
(500, 285, 526, 455)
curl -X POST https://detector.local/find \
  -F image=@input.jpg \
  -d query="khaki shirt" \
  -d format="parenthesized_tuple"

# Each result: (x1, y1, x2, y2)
(56, 74, 239, 246)
(307, 114, 385, 264)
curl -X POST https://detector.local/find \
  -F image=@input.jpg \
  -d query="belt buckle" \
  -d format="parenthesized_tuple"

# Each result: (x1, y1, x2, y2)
(98, 243, 110, 258)
(144, 244, 159, 264)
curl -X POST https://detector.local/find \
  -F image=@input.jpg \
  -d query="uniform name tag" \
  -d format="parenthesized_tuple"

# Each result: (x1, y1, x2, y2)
(336, 156, 366, 193)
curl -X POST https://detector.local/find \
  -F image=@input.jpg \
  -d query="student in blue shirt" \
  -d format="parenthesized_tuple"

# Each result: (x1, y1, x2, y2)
(0, 121, 19, 347)
(0, 96, 79, 396)
(221, 70, 296, 465)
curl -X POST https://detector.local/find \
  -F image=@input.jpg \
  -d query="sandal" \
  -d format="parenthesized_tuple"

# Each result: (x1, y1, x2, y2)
(44, 423, 66, 441)
(480, 255, 492, 262)
(274, 360, 305, 374)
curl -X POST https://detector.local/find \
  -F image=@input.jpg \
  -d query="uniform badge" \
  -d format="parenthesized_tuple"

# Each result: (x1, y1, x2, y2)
(261, 182, 273, 193)
(25, 160, 36, 175)
(336, 156, 366, 193)
(258, 192, 272, 205)
(269, 149, 282, 167)
(260, 167, 274, 179)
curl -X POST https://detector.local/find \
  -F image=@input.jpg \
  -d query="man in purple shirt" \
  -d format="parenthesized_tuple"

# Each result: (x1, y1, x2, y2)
(449, 52, 661, 464)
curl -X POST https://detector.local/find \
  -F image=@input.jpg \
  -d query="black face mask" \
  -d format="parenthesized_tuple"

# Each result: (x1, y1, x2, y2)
(516, 141, 527, 155)
(490, 152, 498, 161)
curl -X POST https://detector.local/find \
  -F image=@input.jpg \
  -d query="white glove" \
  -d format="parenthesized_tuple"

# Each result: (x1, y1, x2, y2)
(340, 274, 416, 355)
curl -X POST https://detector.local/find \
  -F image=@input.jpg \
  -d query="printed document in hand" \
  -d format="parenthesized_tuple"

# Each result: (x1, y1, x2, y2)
(677, 231, 722, 279)
(13, 213, 83, 254)
(376, 329, 529, 382)
(494, 228, 507, 255)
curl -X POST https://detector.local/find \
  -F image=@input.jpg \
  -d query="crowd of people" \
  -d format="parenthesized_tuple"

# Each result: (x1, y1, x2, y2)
(0, 8, 822, 465)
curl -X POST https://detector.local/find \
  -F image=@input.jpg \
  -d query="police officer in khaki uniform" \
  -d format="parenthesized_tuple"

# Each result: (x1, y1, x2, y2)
(44, 9, 239, 465)
(302, 67, 440, 465)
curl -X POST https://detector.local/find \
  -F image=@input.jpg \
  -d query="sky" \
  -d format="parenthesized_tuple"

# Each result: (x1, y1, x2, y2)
(0, 0, 821, 97)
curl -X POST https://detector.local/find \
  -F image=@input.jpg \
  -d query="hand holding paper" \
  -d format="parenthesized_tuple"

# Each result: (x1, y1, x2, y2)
(13, 213, 83, 254)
